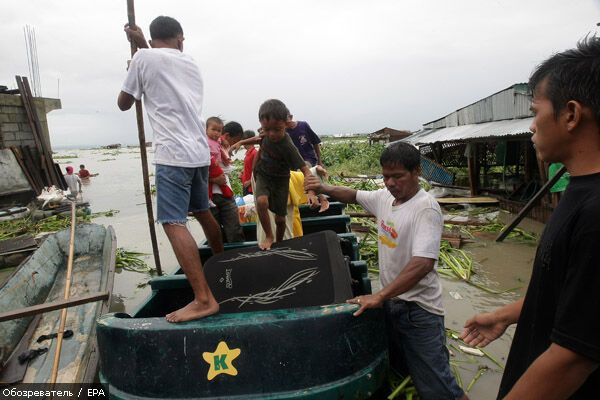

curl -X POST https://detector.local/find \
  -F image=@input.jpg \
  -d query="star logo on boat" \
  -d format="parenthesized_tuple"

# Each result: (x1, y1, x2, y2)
(202, 341, 241, 380)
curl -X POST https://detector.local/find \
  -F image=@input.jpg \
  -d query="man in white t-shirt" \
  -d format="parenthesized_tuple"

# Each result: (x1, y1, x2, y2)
(305, 142, 465, 400)
(117, 16, 223, 323)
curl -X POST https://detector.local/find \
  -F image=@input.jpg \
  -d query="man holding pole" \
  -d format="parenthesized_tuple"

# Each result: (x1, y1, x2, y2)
(462, 36, 600, 398)
(118, 16, 222, 322)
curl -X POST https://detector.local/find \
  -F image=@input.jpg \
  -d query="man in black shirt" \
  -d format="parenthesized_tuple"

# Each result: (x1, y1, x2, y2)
(461, 36, 600, 399)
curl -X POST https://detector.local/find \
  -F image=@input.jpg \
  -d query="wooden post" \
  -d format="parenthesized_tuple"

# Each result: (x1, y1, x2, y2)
(126, 0, 162, 275)
(467, 143, 479, 196)
(15, 76, 51, 186)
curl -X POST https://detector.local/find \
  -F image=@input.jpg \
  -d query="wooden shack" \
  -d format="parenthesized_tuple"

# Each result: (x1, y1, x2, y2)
(368, 127, 411, 145)
(404, 83, 553, 222)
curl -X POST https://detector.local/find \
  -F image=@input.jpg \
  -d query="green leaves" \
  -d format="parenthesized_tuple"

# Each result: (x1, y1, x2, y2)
(115, 247, 155, 274)
(321, 142, 385, 176)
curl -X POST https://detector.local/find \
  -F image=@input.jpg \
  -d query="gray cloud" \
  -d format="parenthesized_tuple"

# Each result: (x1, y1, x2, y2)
(1, 0, 598, 147)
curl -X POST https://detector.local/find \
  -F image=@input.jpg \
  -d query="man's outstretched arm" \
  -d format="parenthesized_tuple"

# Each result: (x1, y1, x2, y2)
(461, 299, 523, 348)
(304, 174, 357, 204)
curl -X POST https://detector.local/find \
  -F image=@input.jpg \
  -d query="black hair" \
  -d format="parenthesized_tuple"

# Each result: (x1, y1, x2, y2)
(149, 16, 183, 40)
(242, 130, 256, 139)
(258, 99, 290, 122)
(380, 142, 420, 172)
(223, 121, 244, 138)
(529, 35, 600, 125)
(80, 164, 85, 168)
(206, 116, 223, 128)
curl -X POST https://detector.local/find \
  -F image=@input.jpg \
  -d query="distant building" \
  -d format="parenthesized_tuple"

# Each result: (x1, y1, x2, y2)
(368, 127, 411, 145)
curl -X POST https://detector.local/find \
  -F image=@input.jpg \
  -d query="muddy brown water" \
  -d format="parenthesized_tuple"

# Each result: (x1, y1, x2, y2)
(53, 148, 543, 399)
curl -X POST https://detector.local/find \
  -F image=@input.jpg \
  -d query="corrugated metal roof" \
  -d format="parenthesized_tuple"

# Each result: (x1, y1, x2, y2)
(422, 83, 532, 129)
(403, 117, 533, 145)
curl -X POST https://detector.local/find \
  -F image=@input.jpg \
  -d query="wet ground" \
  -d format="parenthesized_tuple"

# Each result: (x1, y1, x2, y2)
(54, 147, 542, 399)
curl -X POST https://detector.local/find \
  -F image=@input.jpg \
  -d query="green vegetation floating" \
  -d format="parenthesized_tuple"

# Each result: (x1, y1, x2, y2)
(437, 241, 521, 294)
(90, 209, 120, 218)
(0, 213, 91, 240)
(0, 209, 122, 240)
(470, 222, 537, 242)
(115, 248, 155, 274)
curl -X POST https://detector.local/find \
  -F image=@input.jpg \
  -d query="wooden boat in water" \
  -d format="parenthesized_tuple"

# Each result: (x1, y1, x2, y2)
(97, 205, 387, 399)
(0, 224, 116, 385)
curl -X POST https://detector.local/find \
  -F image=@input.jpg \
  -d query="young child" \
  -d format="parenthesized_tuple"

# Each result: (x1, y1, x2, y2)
(221, 121, 244, 168)
(286, 113, 322, 167)
(240, 130, 257, 195)
(256, 163, 330, 244)
(253, 99, 318, 250)
(205, 117, 244, 243)
(206, 117, 234, 199)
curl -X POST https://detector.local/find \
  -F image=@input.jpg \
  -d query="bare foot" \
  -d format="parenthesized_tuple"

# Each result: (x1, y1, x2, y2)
(259, 236, 274, 250)
(165, 298, 219, 323)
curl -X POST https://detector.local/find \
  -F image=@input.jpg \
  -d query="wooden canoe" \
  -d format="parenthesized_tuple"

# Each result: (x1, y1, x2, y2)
(0, 224, 116, 385)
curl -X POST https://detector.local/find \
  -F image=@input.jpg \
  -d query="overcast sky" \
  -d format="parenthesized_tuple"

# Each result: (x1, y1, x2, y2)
(2, 0, 599, 148)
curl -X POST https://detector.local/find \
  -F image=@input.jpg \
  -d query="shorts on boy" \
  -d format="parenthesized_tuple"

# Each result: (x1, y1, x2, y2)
(384, 299, 464, 400)
(155, 164, 209, 224)
(253, 172, 290, 216)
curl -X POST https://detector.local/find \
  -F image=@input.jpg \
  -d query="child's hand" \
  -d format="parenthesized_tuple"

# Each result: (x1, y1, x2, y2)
(307, 192, 319, 209)
(315, 165, 328, 180)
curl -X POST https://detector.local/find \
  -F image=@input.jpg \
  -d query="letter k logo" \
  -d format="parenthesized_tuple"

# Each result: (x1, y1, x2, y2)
(203, 341, 241, 380)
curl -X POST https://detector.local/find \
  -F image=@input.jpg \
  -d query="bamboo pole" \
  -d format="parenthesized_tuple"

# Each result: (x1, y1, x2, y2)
(126, 0, 162, 275)
(50, 201, 76, 385)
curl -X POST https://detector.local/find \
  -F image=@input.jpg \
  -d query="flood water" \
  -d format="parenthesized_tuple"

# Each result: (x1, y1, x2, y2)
(54, 147, 542, 399)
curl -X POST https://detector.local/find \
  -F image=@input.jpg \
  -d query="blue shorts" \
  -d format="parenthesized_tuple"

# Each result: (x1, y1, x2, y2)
(155, 164, 209, 224)
(384, 300, 464, 400)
